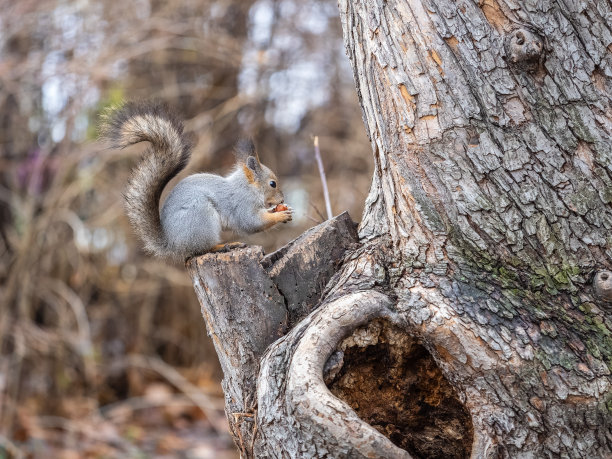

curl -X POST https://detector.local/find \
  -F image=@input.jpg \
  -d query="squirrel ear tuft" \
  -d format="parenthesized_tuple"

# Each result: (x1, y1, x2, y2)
(235, 138, 257, 162)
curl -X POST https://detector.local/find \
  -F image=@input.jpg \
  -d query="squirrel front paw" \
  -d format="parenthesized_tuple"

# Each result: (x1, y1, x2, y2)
(267, 205, 293, 224)
(277, 208, 293, 223)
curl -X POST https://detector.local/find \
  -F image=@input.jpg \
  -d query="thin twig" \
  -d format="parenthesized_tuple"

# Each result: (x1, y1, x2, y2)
(36, 415, 142, 456)
(250, 408, 258, 454)
(305, 214, 321, 225)
(122, 354, 225, 433)
(308, 201, 325, 222)
(98, 394, 222, 418)
(313, 136, 332, 220)
(0, 434, 24, 459)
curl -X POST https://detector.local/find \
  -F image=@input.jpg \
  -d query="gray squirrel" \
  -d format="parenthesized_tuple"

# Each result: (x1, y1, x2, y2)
(101, 101, 293, 259)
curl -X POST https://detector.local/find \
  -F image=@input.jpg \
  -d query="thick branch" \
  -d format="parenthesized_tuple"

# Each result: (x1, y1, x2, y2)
(187, 246, 287, 455)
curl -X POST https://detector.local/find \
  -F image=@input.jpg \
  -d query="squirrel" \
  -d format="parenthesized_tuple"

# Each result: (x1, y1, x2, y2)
(101, 101, 293, 259)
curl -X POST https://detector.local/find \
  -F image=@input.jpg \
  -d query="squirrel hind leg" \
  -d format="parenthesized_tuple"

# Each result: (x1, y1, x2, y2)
(161, 193, 222, 257)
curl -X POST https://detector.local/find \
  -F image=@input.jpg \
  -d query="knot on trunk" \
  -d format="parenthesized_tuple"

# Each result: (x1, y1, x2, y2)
(593, 271, 612, 302)
(505, 27, 544, 72)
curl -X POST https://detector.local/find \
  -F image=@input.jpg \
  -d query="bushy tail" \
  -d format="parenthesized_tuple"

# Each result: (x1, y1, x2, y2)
(101, 102, 191, 257)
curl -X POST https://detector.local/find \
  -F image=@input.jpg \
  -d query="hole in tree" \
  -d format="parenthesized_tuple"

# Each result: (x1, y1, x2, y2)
(324, 320, 473, 459)
(601, 273, 609, 281)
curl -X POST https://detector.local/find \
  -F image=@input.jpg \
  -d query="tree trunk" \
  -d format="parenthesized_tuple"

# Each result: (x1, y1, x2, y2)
(189, 0, 612, 457)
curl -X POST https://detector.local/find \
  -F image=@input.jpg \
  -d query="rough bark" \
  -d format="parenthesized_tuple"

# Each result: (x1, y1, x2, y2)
(189, 0, 612, 457)
(334, 0, 611, 456)
(187, 246, 288, 455)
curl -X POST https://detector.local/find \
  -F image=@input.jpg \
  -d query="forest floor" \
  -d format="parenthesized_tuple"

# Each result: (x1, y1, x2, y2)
(3, 380, 239, 458)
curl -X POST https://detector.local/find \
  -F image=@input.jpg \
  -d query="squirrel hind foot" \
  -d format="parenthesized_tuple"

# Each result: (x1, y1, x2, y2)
(210, 242, 248, 253)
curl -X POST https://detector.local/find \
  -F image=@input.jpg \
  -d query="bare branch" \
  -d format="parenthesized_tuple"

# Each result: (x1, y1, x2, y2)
(313, 136, 333, 220)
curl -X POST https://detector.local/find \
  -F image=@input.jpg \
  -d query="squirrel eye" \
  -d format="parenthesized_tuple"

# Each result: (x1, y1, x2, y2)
(269, 180, 277, 188)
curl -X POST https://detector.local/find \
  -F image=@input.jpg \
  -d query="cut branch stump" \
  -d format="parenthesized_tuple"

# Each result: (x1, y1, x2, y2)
(186, 212, 358, 457)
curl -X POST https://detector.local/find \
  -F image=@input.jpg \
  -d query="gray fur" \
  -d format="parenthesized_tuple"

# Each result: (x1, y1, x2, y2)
(161, 167, 279, 256)
(247, 156, 260, 172)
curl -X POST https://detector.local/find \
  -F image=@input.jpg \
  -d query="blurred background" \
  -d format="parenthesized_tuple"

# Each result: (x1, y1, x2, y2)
(0, 0, 372, 457)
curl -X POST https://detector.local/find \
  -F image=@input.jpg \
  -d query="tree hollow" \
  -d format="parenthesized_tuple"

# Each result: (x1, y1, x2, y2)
(325, 320, 474, 459)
